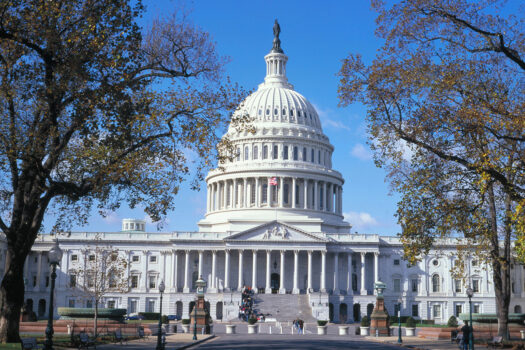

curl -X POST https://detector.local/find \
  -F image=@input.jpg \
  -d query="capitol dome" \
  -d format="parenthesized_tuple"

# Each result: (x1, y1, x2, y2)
(198, 26, 350, 234)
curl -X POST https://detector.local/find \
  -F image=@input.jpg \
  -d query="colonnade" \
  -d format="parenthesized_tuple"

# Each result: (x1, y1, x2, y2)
(206, 177, 343, 215)
(175, 249, 379, 295)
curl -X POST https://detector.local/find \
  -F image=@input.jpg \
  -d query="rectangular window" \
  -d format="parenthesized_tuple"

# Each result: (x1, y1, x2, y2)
(70, 274, 77, 287)
(128, 299, 137, 314)
(472, 279, 480, 293)
(45, 276, 49, 288)
(149, 256, 157, 263)
(147, 300, 155, 313)
(455, 304, 463, 317)
(149, 275, 157, 289)
(251, 183, 256, 205)
(87, 273, 94, 288)
(132, 255, 139, 263)
(32, 276, 37, 287)
(88, 255, 95, 262)
(473, 304, 480, 313)
(302, 147, 306, 161)
(432, 304, 441, 318)
(253, 146, 258, 160)
(318, 150, 321, 164)
(71, 254, 78, 262)
(107, 300, 116, 309)
(68, 299, 75, 308)
(262, 184, 268, 204)
(86, 300, 93, 308)
(311, 149, 314, 163)
(293, 146, 298, 160)
(411, 304, 419, 317)
(472, 259, 478, 267)
(273, 145, 278, 159)
(263, 145, 268, 159)
(411, 279, 418, 292)
(394, 303, 400, 316)
(131, 275, 139, 289)
(393, 259, 400, 265)
(283, 146, 288, 160)
(455, 279, 462, 293)
(393, 279, 401, 292)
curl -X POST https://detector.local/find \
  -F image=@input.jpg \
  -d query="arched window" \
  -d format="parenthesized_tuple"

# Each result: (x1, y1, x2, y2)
(293, 146, 298, 161)
(273, 145, 279, 159)
(263, 145, 268, 159)
(290, 109, 294, 116)
(244, 146, 249, 160)
(302, 147, 307, 161)
(298, 110, 302, 117)
(282, 108, 286, 115)
(432, 274, 440, 292)
(283, 146, 289, 160)
(253, 146, 258, 160)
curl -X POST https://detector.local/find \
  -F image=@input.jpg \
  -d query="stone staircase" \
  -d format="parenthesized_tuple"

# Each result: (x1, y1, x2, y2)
(253, 294, 316, 322)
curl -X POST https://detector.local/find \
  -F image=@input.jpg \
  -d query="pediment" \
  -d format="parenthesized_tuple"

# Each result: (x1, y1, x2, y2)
(225, 221, 326, 242)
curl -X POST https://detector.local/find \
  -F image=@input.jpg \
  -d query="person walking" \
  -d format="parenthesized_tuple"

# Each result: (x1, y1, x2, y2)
(461, 321, 471, 350)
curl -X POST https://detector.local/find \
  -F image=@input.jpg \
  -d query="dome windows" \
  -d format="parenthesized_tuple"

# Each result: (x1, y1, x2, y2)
(282, 108, 286, 115)
(274, 108, 278, 115)
(283, 146, 289, 160)
(253, 146, 258, 160)
(263, 145, 268, 159)
(266, 108, 270, 115)
(290, 109, 294, 117)
(273, 145, 279, 159)
(302, 147, 307, 161)
(293, 146, 298, 161)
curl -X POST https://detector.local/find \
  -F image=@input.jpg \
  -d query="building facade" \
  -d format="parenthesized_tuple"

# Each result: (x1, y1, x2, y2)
(4, 30, 523, 324)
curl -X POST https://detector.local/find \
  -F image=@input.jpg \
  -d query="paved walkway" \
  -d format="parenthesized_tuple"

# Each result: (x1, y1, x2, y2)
(93, 334, 214, 350)
(365, 336, 458, 350)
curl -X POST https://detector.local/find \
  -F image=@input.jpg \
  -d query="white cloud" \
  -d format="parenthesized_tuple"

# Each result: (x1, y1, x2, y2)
(102, 211, 120, 225)
(343, 211, 380, 231)
(313, 103, 351, 131)
(350, 143, 373, 160)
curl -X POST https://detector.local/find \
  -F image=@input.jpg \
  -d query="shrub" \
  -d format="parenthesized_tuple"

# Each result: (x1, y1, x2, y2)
(389, 315, 398, 324)
(181, 319, 191, 325)
(447, 316, 458, 328)
(317, 320, 328, 326)
(138, 312, 160, 320)
(248, 317, 258, 325)
(161, 315, 169, 324)
(406, 317, 416, 328)
(360, 316, 370, 327)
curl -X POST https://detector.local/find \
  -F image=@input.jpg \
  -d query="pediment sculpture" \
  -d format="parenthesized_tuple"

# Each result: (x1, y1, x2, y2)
(262, 225, 289, 240)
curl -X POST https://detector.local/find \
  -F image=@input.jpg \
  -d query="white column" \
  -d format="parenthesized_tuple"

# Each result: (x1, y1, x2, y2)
(347, 253, 353, 295)
(172, 251, 178, 290)
(279, 177, 284, 207)
(233, 179, 238, 208)
(320, 251, 326, 292)
(328, 184, 333, 212)
(267, 177, 272, 207)
(223, 181, 227, 209)
(238, 250, 244, 291)
(36, 252, 42, 291)
(314, 181, 319, 210)
(198, 251, 203, 278)
(360, 252, 366, 295)
(339, 186, 343, 214)
(211, 250, 217, 290)
(255, 177, 260, 207)
(279, 250, 285, 294)
(293, 250, 299, 294)
(243, 178, 248, 208)
(292, 177, 297, 208)
(143, 251, 149, 291)
(307, 250, 313, 292)
(183, 250, 190, 293)
(224, 249, 230, 291)
(161, 251, 167, 286)
(252, 250, 258, 292)
(265, 250, 271, 293)
(333, 252, 339, 295)
(374, 251, 379, 283)
(322, 182, 327, 211)
(303, 179, 308, 209)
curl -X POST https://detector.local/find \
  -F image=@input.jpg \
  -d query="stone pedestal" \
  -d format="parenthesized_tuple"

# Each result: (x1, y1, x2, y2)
(190, 295, 211, 334)
(370, 296, 390, 336)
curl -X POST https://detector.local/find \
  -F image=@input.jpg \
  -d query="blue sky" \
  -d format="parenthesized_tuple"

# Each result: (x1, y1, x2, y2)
(45, 1, 402, 235)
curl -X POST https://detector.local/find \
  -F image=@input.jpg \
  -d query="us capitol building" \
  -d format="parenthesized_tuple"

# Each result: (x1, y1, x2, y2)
(5, 25, 523, 324)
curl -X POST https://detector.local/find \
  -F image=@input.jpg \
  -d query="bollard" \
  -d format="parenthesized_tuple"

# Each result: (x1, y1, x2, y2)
(303, 325, 306, 335)
(269, 326, 272, 334)
(280, 326, 283, 334)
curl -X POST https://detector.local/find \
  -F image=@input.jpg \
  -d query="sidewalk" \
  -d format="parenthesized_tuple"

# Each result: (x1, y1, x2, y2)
(92, 334, 215, 350)
(365, 336, 458, 350)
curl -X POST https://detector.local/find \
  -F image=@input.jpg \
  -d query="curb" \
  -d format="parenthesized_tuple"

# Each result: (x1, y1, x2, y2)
(175, 334, 216, 350)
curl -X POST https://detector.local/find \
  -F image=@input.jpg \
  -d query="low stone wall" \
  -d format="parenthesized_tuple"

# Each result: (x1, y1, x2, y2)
(417, 324, 525, 340)
(19, 320, 153, 336)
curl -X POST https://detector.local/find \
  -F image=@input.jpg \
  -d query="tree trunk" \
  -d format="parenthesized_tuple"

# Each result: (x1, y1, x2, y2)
(0, 249, 27, 343)
(94, 301, 98, 338)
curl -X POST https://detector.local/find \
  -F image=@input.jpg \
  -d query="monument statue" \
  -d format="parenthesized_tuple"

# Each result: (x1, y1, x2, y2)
(272, 19, 283, 53)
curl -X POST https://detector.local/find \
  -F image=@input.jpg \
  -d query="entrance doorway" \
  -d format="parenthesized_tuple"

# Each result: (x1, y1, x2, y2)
(271, 273, 279, 293)
(353, 303, 361, 322)
(340, 303, 348, 323)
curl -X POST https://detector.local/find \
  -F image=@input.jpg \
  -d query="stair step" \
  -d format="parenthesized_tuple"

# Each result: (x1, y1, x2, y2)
(252, 294, 316, 322)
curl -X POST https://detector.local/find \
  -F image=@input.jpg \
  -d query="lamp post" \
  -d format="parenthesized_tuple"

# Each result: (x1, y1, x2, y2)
(397, 297, 402, 344)
(466, 287, 474, 350)
(193, 276, 207, 341)
(44, 240, 63, 350)
(156, 279, 166, 350)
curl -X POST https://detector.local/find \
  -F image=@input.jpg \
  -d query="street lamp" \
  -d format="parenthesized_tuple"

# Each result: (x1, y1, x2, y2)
(397, 297, 402, 344)
(44, 240, 63, 350)
(156, 279, 166, 350)
(466, 287, 474, 350)
(193, 276, 206, 341)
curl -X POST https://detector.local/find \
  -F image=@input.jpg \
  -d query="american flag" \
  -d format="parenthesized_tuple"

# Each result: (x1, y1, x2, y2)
(269, 177, 278, 186)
